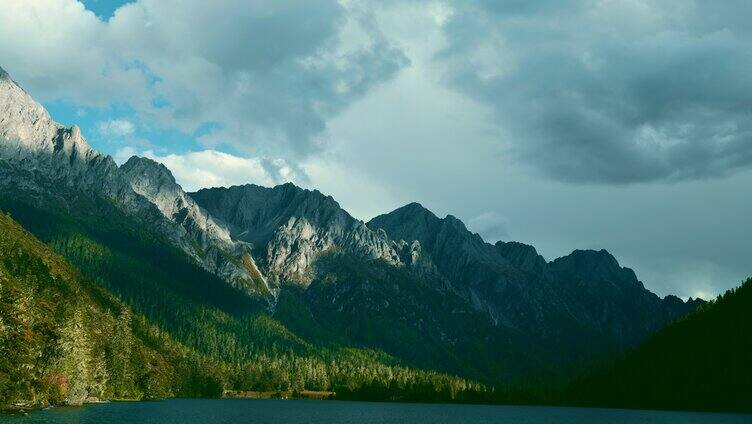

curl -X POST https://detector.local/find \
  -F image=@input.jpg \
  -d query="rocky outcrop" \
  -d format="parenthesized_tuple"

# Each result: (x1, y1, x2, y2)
(549, 249, 702, 348)
(495, 241, 549, 276)
(367, 203, 522, 282)
(368, 203, 551, 328)
(0, 69, 117, 190)
(119, 157, 269, 295)
(0, 68, 268, 297)
(191, 184, 403, 286)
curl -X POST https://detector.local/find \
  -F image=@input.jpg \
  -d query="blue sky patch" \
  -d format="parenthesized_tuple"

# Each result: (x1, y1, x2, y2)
(81, 0, 131, 20)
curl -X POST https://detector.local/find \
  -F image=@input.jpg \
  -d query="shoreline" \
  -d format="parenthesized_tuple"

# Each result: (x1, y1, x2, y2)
(4, 391, 752, 417)
(4, 397, 752, 417)
(223, 390, 336, 401)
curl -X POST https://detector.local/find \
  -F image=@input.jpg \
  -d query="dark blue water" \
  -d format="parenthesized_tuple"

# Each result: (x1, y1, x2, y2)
(1, 399, 749, 424)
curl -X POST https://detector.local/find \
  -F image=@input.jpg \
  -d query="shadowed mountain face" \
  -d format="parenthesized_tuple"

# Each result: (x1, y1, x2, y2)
(1, 65, 702, 384)
(570, 278, 752, 412)
(368, 204, 701, 352)
(192, 186, 701, 378)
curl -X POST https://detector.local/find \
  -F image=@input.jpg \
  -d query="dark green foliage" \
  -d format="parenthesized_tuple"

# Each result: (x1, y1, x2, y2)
(569, 278, 752, 412)
(0, 196, 497, 406)
(284, 252, 531, 381)
(0, 211, 224, 407)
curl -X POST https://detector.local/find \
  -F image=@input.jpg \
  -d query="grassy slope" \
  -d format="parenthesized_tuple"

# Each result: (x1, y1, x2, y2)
(569, 278, 752, 412)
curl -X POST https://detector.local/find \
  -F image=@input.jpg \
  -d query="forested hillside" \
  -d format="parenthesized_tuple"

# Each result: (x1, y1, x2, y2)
(0, 211, 228, 407)
(0, 201, 495, 408)
(569, 278, 752, 412)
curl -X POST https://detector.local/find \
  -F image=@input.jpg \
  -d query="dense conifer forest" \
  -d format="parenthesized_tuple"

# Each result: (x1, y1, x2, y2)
(0, 206, 497, 409)
(569, 278, 752, 412)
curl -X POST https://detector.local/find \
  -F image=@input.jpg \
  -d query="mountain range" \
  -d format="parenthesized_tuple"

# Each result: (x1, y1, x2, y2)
(0, 65, 711, 408)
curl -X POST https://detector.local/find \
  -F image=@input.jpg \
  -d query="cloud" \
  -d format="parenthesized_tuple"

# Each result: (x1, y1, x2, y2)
(113, 146, 138, 165)
(466, 212, 509, 243)
(0, 0, 407, 157)
(117, 149, 306, 192)
(97, 118, 135, 137)
(435, 0, 752, 183)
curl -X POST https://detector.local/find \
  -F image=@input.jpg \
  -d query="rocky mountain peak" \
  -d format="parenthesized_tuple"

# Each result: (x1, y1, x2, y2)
(550, 249, 644, 293)
(444, 214, 470, 232)
(552, 249, 621, 273)
(119, 155, 232, 241)
(495, 241, 548, 275)
(367, 202, 442, 244)
(121, 156, 177, 186)
(0, 68, 269, 298)
(0, 68, 94, 158)
(118, 157, 271, 295)
(1, 67, 106, 188)
(191, 183, 403, 286)
(1, 69, 56, 147)
(387, 202, 439, 223)
(191, 183, 354, 246)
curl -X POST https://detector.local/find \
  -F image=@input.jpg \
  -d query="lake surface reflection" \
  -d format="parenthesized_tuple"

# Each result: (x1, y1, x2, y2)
(1, 399, 750, 424)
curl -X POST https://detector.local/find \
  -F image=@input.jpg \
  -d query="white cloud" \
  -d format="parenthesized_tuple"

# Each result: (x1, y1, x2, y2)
(120, 149, 303, 192)
(113, 146, 138, 165)
(0, 0, 149, 107)
(113, 147, 403, 220)
(97, 118, 135, 137)
(0, 0, 406, 157)
(302, 157, 405, 221)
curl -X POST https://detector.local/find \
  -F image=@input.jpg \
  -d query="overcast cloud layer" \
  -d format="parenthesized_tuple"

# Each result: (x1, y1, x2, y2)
(1, 0, 750, 299)
(438, 0, 752, 183)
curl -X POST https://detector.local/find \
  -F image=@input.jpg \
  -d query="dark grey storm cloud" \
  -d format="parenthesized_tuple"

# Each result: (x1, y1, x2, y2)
(437, 0, 752, 183)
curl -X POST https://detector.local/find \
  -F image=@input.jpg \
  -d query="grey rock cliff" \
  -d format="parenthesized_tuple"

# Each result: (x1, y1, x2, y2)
(191, 183, 404, 286)
(119, 157, 269, 294)
(0, 68, 268, 297)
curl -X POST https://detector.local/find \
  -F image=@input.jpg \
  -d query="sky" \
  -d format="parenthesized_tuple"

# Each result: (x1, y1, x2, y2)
(1, 0, 751, 300)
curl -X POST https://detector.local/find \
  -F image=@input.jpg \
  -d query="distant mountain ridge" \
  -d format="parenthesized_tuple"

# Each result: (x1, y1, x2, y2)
(368, 203, 702, 352)
(192, 184, 701, 376)
(0, 65, 702, 385)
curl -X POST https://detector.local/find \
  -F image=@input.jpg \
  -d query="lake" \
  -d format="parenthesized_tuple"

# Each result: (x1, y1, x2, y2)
(1, 399, 750, 424)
